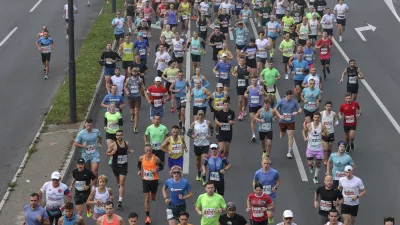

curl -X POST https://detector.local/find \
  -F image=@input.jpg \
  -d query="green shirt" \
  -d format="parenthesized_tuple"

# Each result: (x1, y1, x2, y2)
(195, 193, 226, 225)
(279, 39, 295, 57)
(281, 16, 295, 32)
(306, 12, 321, 20)
(259, 6, 272, 24)
(261, 68, 280, 86)
(145, 124, 169, 150)
(105, 112, 122, 134)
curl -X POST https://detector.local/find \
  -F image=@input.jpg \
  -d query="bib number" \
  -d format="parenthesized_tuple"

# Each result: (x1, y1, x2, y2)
(345, 115, 354, 123)
(266, 85, 275, 92)
(251, 95, 260, 104)
(349, 76, 357, 84)
(283, 113, 292, 121)
(237, 79, 246, 87)
(335, 171, 345, 179)
(203, 208, 216, 218)
(200, 26, 206, 32)
(219, 72, 228, 79)
(130, 85, 139, 94)
(182, 14, 189, 20)
(320, 200, 332, 211)
(117, 155, 128, 164)
(85, 144, 96, 154)
(174, 51, 183, 57)
(75, 181, 86, 191)
(260, 122, 271, 131)
(252, 207, 264, 218)
(210, 172, 220, 181)
(139, 48, 146, 56)
(321, 48, 328, 55)
(108, 122, 117, 130)
(221, 123, 231, 131)
(143, 170, 155, 180)
(194, 97, 204, 106)
(154, 99, 163, 107)
(263, 185, 272, 194)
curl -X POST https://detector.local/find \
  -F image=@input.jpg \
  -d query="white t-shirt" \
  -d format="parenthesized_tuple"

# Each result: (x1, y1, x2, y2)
(219, 2, 232, 12)
(199, 2, 210, 14)
(40, 181, 70, 210)
(111, 75, 126, 95)
(339, 175, 364, 206)
(156, 51, 171, 71)
(64, 4, 77, 19)
(334, 4, 349, 18)
(255, 39, 270, 59)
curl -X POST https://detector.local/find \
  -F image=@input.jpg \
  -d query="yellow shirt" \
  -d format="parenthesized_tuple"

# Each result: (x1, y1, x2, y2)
(168, 136, 183, 159)
(180, 2, 190, 15)
(218, 49, 232, 60)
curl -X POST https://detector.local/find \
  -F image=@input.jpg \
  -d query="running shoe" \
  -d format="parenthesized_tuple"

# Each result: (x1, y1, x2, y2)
(133, 127, 138, 133)
(145, 216, 152, 224)
(117, 201, 122, 208)
(44, 75, 48, 80)
(313, 177, 319, 184)
(86, 208, 92, 218)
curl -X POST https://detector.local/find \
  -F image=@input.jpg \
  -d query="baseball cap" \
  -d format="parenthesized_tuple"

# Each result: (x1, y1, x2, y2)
(210, 143, 219, 149)
(155, 77, 162, 82)
(138, 32, 143, 37)
(197, 110, 205, 115)
(51, 171, 61, 180)
(214, 26, 220, 29)
(77, 158, 85, 164)
(227, 202, 236, 210)
(338, 141, 346, 146)
(216, 83, 223, 88)
(141, 18, 147, 22)
(344, 165, 353, 172)
(283, 210, 294, 218)
(221, 53, 227, 58)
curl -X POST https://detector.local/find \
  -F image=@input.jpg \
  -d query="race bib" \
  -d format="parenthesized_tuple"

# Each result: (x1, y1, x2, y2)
(174, 51, 183, 57)
(251, 95, 260, 104)
(263, 185, 272, 194)
(321, 48, 328, 55)
(263, 13, 269, 18)
(266, 85, 275, 92)
(75, 181, 86, 191)
(182, 14, 189, 20)
(320, 200, 332, 211)
(117, 155, 128, 164)
(238, 79, 246, 87)
(345, 115, 354, 123)
(349, 76, 357, 84)
(194, 97, 204, 106)
(130, 85, 139, 94)
(256, 50, 267, 58)
(203, 208, 216, 218)
(143, 170, 155, 180)
(260, 122, 271, 131)
(200, 26, 206, 32)
(151, 142, 161, 149)
(139, 48, 146, 56)
(222, 21, 228, 27)
(216, 42, 223, 49)
(338, 11, 345, 17)
(123, 48, 132, 54)
(252, 207, 264, 218)
(284, 24, 290, 29)
(304, 54, 313, 61)
(85, 144, 96, 154)
(215, 101, 223, 110)
(317, 6, 324, 11)
(294, 16, 300, 23)
(192, 46, 199, 52)
(283, 113, 292, 121)
(144, 14, 151, 19)
(307, 102, 317, 109)
(41, 45, 51, 53)
(311, 135, 321, 147)
(219, 72, 228, 79)
(210, 172, 220, 181)
(335, 171, 346, 179)
(171, 144, 182, 154)
(154, 99, 163, 107)
(221, 123, 231, 131)
(108, 122, 117, 130)
(180, 97, 187, 104)
(344, 188, 355, 199)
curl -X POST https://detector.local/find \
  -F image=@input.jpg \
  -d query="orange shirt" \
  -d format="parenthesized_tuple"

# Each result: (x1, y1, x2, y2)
(142, 154, 159, 180)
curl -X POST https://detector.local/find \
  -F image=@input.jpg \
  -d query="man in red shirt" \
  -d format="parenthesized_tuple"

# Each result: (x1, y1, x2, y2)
(145, 77, 168, 120)
(315, 31, 333, 80)
(339, 93, 361, 152)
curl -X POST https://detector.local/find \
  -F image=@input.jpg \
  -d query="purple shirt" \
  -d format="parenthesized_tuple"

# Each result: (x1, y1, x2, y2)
(24, 205, 48, 225)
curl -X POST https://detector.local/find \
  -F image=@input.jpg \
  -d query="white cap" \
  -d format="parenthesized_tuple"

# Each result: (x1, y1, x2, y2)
(51, 171, 61, 180)
(155, 77, 162, 82)
(344, 165, 353, 172)
(210, 143, 219, 149)
(221, 53, 227, 57)
(216, 83, 223, 88)
(283, 210, 294, 218)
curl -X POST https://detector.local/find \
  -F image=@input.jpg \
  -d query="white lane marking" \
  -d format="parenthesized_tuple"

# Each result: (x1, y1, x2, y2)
(0, 27, 18, 47)
(250, 18, 309, 182)
(29, 0, 43, 12)
(229, 29, 234, 40)
(332, 37, 400, 135)
(98, 7, 104, 17)
(183, 21, 191, 174)
(354, 24, 376, 41)
(384, 0, 400, 23)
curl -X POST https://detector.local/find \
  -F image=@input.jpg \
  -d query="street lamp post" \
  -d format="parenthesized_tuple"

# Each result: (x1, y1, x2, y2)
(68, 0, 77, 123)
(112, 0, 117, 12)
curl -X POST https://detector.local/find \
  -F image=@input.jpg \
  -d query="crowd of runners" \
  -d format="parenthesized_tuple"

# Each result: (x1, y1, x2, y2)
(28, 0, 395, 225)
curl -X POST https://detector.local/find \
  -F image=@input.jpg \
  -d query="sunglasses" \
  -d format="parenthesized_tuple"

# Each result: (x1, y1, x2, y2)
(211, 148, 218, 150)
(52, 179, 60, 181)
(284, 217, 293, 220)
(172, 171, 181, 174)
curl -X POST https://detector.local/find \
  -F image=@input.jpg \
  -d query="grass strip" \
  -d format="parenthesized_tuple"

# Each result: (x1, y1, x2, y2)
(46, 0, 124, 124)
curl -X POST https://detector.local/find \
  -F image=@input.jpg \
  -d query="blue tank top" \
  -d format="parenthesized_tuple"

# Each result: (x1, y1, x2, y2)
(235, 27, 247, 45)
(303, 47, 314, 65)
(168, 10, 177, 24)
(258, 108, 273, 132)
(174, 78, 187, 98)
(235, 0, 244, 10)
(192, 75, 208, 87)
(249, 85, 262, 107)
(62, 214, 78, 225)
(193, 87, 207, 107)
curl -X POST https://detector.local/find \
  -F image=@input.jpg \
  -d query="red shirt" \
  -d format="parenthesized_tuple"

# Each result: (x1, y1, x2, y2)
(316, 38, 333, 60)
(157, 4, 168, 17)
(248, 192, 273, 222)
(147, 85, 167, 106)
(339, 101, 360, 126)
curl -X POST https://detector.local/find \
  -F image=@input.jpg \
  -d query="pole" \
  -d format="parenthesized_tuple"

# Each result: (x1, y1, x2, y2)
(68, 0, 77, 123)
(112, 0, 116, 12)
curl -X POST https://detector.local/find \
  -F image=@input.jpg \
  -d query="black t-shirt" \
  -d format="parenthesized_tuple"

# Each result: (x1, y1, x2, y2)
(219, 213, 247, 225)
(217, 14, 231, 29)
(132, 61, 148, 73)
(72, 168, 96, 193)
(316, 186, 343, 215)
(101, 51, 121, 68)
(215, 109, 235, 134)
(210, 34, 226, 50)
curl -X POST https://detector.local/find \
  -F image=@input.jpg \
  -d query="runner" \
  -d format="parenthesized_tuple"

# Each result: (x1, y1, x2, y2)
(190, 67, 211, 88)
(282, 11, 295, 35)
(308, 14, 320, 45)
(38, 171, 71, 225)
(187, 109, 213, 182)
(118, 34, 135, 77)
(126, 0, 136, 34)
(110, 68, 126, 97)
(258, 1, 272, 29)
(167, 4, 179, 32)
(274, 0, 289, 23)
(132, 54, 149, 85)
(112, 11, 126, 47)
(172, 33, 186, 69)
(95, 201, 124, 225)
(234, 0, 244, 20)
(239, 3, 251, 26)
(333, 0, 349, 42)
(100, 42, 121, 94)
(259, 60, 281, 108)
(63, 3, 78, 39)
(276, 210, 297, 225)
(170, 71, 191, 132)
(178, 0, 191, 37)
(202, 143, 231, 193)
(214, 100, 235, 158)
(302, 40, 316, 69)
(301, 78, 321, 124)
(143, 1, 155, 27)
(24, 193, 50, 225)
(255, 31, 271, 74)
(321, 101, 339, 164)
(162, 61, 179, 112)
(197, 11, 211, 48)
(245, 77, 266, 142)
(292, 53, 309, 103)
(216, 8, 231, 40)
(194, 181, 227, 225)
(86, 175, 113, 221)
(320, 8, 336, 38)
(101, 85, 125, 112)
(145, 77, 169, 120)
(313, 0, 327, 18)
(137, 19, 152, 41)
(296, 17, 311, 46)
(241, 38, 257, 77)
(253, 0, 263, 26)
(209, 27, 227, 65)
(70, 158, 96, 217)
(199, 0, 211, 19)
(340, 59, 364, 101)
(232, 22, 248, 62)
(36, 31, 54, 79)
(279, 33, 295, 80)
(104, 103, 123, 165)
(274, 90, 302, 159)
(219, 202, 248, 225)
(106, 130, 134, 208)
(57, 202, 85, 225)
(137, 144, 162, 224)
(155, 44, 172, 77)
(125, 68, 145, 133)
(315, 31, 333, 79)
(161, 125, 188, 169)
(157, 0, 169, 29)
(338, 166, 366, 225)
(326, 209, 343, 225)
(302, 67, 322, 92)
(128, 212, 139, 225)
(186, 31, 206, 70)
(217, 43, 234, 62)
(253, 157, 279, 224)
(314, 175, 343, 224)
(246, 183, 275, 225)
(254, 100, 277, 158)
(232, 57, 252, 120)
(190, 78, 211, 121)
(213, 0, 223, 17)
(327, 141, 355, 189)
(339, 93, 361, 152)
(134, 32, 150, 65)
(213, 54, 233, 92)
(265, 16, 281, 60)
(302, 112, 327, 184)
(163, 166, 193, 225)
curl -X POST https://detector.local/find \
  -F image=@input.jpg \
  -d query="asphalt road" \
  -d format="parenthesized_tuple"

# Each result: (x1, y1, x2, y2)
(0, 0, 104, 196)
(67, 4, 400, 224)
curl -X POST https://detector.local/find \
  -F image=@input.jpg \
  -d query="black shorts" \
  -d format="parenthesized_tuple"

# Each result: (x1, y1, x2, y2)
(191, 54, 201, 62)
(165, 81, 172, 95)
(220, 27, 228, 34)
(276, 14, 284, 20)
(236, 87, 246, 96)
(298, 39, 307, 46)
(194, 145, 209, 156)
(247, 59, 257, 68)
(322, 133, 335, 142)
(236, 44, 245, 50)
(320, 58, 331, 66)
(157, 70, 163, 78)
(112, 164, 128, 177)
(259, 131, 273, 141)
(41, 53, 51, 62)
(167, 204, 187, 220)
(126, 7, 135, 17)
(212, 180, 225, 196)
(257, 57, 267, 64)
(347, 85, 359, 94)
(217, 133, 232, 143)
(283, 56, 290, 64)
(122, 61, 133, 69)
(212, 49, 222, 60)
(173, 54, 184, 64)
(337, 18, 346, 26)
(249, 106, 261, 114)
(115, 33, 124, 40)
(193, 106, 207, 116)
(250, 219, 268, 225)
(169, 24, 177, 29)
(344, 125, 356, 133)
(304, 108, 317, 118)
(341, 204, 359, 217)
(323, 29, 333, 36)
(74, 191, 90, 205)
(142, 179, 159, 193)
(152, 149, 165, 164)
(106, 132, 116, 141)
(309, 35, 317, 40)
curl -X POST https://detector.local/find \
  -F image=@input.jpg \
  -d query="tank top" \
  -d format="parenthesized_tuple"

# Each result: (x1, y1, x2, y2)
(309, 19, 318, 35)
(142, 154, 159, 180)
(63, 214, 78, 225)
(167, 10, 177, 24)
(122, 42, 134, 61)
(174, 78, 187, 98)
(94, 187, 110, 214)
(321, 110, 336, 134)
(105, 112, 121, 134)
(194, 120, 210, 146)
(198, 17, 208, 33)
(303, 47, 314, 65)
(102, 214, 119, 225)
(112, 141, 128, 167)
(169, 136, 183, 159)
(307, 122, 323, 151)
(191, 37, 201, 55)
(213, 92, 226, 111)
(235, 28, 246, 45)
(249, 85, 262, 107)
(346, 66, 358, 86)
(258, 108, 273, 132)
(193, 86, 207, 107)
(192, 74, 204, 86)
(127, 76, 141, 98)
(180, 2, 190, 15)
(236, 65, 249, 88)
(143, 7, 153, 20)
(298, 23, 310, 40)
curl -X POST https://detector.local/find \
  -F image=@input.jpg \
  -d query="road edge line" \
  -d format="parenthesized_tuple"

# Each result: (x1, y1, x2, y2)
(183, 21, 191, 174)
